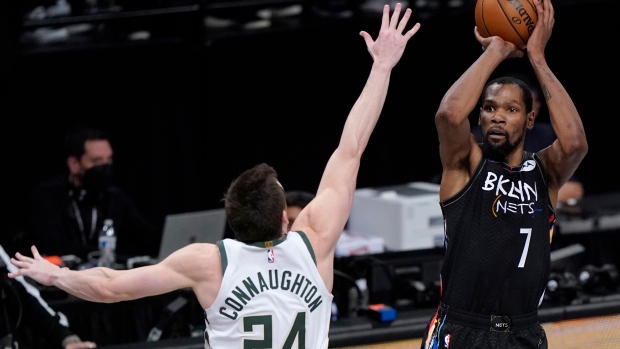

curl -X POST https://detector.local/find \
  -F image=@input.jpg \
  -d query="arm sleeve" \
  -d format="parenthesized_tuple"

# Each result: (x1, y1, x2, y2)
(12, 277, 77, 348)
(1, 245, 77, 348)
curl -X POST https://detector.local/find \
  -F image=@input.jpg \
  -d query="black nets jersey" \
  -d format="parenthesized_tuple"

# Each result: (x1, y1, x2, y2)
(439, 151, 554, 316)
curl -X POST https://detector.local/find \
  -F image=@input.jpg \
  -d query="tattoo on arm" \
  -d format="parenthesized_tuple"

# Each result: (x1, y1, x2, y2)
(542, 84, 551, 101)
(532, 61, 557, 102)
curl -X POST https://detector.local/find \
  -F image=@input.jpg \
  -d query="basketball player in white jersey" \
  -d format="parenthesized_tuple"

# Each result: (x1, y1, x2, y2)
(8, 3, 421, 348)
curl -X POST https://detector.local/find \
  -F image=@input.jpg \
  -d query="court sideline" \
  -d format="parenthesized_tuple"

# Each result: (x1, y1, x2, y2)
(336, 313, 620, 348)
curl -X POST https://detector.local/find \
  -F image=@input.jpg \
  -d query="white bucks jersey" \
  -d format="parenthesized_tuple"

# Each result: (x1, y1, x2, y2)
(204, 231, 333, 349)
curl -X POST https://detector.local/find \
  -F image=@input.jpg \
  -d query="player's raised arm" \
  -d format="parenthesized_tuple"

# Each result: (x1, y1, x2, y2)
(292, 3, 420, 290)
(527, 0, 587, 203)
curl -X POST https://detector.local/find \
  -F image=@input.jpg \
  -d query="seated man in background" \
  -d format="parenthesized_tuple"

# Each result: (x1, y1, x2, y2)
(0, 243, 97, 349)
(285, 190, 315, 231)
(27, 126, 159, 265)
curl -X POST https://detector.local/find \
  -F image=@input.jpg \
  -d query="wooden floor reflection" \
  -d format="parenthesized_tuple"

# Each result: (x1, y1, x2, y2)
(336, 313, 620, 348)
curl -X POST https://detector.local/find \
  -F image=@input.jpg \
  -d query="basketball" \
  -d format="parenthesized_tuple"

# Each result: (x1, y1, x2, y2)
(475, 0, 538, 49)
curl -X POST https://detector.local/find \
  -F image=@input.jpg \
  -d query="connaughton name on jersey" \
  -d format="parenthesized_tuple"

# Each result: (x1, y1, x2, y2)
(219, 269, 324, 320)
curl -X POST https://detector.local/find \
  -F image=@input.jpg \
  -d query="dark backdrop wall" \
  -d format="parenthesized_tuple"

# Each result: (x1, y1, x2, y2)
(2, 1, 618, 245)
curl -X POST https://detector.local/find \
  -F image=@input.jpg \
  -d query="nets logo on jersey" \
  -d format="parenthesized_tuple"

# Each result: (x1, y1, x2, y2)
(482, 171, 540, 217)
(267, 249, 275, 263)
(522, 160, 536, 172)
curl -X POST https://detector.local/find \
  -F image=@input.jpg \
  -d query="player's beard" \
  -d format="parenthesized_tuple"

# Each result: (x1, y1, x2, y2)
(481, 132, 524, 162)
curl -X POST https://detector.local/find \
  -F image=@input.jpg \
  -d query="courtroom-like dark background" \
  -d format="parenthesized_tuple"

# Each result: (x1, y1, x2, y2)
(1, 0, 618, 242)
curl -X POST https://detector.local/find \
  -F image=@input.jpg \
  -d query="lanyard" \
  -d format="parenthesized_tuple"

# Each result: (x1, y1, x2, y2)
(71, 197, 98, 245)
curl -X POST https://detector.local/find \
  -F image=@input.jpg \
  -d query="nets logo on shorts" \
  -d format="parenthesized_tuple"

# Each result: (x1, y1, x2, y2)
(267, 249, 275, 263)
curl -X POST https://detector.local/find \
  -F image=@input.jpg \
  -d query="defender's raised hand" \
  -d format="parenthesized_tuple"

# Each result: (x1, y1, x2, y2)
(359, 3, 421, 68)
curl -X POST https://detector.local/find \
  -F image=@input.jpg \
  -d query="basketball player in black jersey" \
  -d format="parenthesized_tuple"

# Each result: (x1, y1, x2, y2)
(422, 0, 588, 348)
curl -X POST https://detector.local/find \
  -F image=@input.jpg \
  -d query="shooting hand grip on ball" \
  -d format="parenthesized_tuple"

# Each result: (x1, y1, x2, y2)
(475, 0, 538, 49)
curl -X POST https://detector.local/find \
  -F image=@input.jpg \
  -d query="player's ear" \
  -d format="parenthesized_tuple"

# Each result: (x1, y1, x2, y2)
(282, 210, 289, 225)
(526, 111, 536, 130)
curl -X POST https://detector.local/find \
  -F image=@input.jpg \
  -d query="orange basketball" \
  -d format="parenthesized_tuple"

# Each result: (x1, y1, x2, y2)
(475, 0, 538, 50)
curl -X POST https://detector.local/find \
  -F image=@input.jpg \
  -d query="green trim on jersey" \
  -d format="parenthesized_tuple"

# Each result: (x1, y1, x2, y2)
(296, 231, 316, 266)
(232, 231, 316, 266)
(247, 234, 288, 248)
(217, 240, 227, 274)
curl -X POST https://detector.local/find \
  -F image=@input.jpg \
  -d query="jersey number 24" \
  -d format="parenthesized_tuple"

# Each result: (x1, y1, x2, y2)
(244, 311, 306, 348)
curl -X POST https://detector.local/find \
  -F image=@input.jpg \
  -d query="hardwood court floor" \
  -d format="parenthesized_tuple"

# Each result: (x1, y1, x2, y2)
(336, 313, 620, 348)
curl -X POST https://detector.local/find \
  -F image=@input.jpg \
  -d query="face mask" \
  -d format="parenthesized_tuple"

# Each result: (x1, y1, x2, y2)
(82, 164, 113, 193)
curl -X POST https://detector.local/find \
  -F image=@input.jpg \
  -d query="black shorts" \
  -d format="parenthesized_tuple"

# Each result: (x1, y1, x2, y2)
(420, 303, 547, 349)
